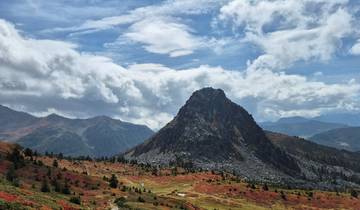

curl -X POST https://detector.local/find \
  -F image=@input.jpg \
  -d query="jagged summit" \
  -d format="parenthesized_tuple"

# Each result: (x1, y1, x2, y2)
(185, 87, 226, 106)
(125, 87, 300, 180)
(176, 87, 248, 122)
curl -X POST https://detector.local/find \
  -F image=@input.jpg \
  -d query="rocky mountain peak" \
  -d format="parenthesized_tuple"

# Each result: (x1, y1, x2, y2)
(180, 88, 229, 115)
(126, 88, 300, 177)
(176, 87, 251, 126)
(186, 87, 226, 105)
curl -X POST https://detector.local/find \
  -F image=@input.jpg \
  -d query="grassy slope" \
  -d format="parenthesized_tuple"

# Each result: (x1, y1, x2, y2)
(0, 151, 359, 210)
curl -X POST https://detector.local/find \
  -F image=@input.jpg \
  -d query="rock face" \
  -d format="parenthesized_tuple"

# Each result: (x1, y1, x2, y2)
(268, 131, 360, 188)
(268, 131, 360, 172)
(0, 105, 153, 157)
(125, 88, 300, 181)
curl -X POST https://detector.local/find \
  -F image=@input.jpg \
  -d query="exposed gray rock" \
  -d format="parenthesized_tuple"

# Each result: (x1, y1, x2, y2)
(125, 87, 360, 189)
(125, 87, 300, 182)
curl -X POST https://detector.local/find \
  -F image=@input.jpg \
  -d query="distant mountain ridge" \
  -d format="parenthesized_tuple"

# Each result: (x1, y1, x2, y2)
(260, 116, 348, 138)
(310, 127, 360, 152)
(260, 115, 360, 152)
(0, 105, 39, 140)
(0, 105, 153, 157)
(313, 113, 360, 126)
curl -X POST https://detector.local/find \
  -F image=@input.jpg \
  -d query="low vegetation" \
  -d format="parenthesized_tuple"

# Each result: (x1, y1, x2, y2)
(0, 144, 359, 209)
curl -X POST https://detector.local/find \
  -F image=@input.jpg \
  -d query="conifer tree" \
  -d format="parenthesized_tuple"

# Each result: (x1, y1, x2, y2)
(109, 174, 118, 188)
(41, 179, 50, 192)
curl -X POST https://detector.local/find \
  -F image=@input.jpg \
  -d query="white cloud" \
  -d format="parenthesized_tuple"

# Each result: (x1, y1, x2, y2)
(47, 0, 229, 57)
(339, 142, 350, 147)
(59, 0, 225, 32)
(121, 17, 202, 57)
(1, 19, 360, 129)
(350, 40, 360, 55)
(13, 0, 132, 23)
(104, 16, 232, 57)
(219, 0, 354, 71)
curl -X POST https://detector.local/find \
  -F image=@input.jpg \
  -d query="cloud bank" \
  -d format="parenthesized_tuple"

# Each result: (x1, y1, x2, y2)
(219, 0, 354, 71)
(1, 18, 360, 129)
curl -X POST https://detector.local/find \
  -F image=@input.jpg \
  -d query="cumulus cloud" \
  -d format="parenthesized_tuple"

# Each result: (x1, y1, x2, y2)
(1, 19, 360, 129)
(219, 0, 354, 70)
(350, 40, 360, 55)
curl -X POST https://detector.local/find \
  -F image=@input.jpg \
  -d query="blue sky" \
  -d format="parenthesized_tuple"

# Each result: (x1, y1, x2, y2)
(0, 0, 360, 129)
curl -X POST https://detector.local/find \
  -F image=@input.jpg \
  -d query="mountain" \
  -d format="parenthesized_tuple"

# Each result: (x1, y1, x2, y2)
(268, 132, 360, 188)
(0, 105, 37, 128)
(260, 117, 347, 138)
(267, 131, 360, 172)
(125, 88, 360, 188)
(0, 105, 153, 157)
(275, 116, 309, 124)
(0, 105, 39, 140)
(125, 87, 301, 181)
(309, 127, 360, 152)
(313, 113, 360, 126)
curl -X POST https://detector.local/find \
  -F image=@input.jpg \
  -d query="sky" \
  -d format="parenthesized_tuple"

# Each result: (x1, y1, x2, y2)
(0, 0, 360, 129)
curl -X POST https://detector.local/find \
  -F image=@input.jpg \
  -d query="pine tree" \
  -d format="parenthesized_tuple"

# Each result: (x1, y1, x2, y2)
(138, 196, 145, 202)
(6, 165, 16, 182)
(41, 179, 50, 192)
(152, 167, 158, 176)
(351, 189, 358, 198)
(262, 183, 269, 191)
(52, 159, 59, 168)
(114, 197, 127, 208)
(6, 165, 20, 187)
(7, 147, 24, 169)
(24, 148, 33, 157)
(109, 174, 118, 188)
(47, 168, 51, 177)
(52, 179, 61, 192)
(62, 180, 71, 194)
(70, 196, 81, 205)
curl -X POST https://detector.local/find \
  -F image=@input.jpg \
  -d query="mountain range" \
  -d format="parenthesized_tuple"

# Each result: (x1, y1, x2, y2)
(260, 117, 348, 138)
(125, 88, 360, 188)
(261, 116, 360, 152)
(310, 127, 360, 152)
(313, 113, 360, 126)
(1, 88, 360, 188)
(0, 105, 153, 157)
